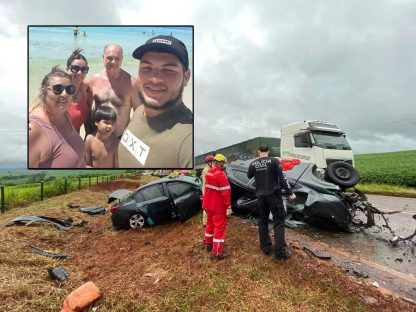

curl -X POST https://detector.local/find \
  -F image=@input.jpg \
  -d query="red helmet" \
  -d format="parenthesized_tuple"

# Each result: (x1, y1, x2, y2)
(206, 155, 214, 162)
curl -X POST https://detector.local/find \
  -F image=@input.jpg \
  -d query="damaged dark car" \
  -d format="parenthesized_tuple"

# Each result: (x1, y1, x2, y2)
(226, 159, 364, 230)
(110, 176, 202, 229)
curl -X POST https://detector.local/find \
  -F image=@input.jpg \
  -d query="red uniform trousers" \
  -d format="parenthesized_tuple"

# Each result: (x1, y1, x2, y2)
(204, 209, 227, 256)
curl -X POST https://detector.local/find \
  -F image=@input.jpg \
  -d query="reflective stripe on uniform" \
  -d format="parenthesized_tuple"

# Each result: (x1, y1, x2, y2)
(205, 233, 214, 237)
(213, 238, 225, 243)
(205, 184, 231, 191)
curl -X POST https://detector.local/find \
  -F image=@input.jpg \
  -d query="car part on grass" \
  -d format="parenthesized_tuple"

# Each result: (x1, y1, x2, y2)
(61, 281, 101, 312)
(5, 215, 72, 231)
(108, 189, 131, 204)
(67, 203, 80, 208)
(303, 246, 332, 260)
(29, 245, 69, 260)
(80, 207, 106, 215)
(48, 266, 69, 282)
(111, 175, 202, 229)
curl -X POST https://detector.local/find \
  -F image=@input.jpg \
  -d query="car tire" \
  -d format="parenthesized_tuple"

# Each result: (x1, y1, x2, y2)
(325, 161, 360, 188)
(128, 213, 146, 229)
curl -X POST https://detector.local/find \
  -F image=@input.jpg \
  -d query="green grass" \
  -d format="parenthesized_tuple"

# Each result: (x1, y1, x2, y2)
(355, 150, 416, 187)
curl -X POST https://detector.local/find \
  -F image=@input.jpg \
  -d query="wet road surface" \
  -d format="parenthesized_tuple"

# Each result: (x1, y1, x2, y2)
(288, 194, 416, 302)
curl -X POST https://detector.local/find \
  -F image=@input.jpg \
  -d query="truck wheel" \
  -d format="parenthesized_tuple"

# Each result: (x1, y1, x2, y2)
(325, 161, 360, 188)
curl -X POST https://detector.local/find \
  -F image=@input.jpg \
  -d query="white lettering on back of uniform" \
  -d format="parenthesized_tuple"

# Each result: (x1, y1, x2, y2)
(121, 129, 150, 166)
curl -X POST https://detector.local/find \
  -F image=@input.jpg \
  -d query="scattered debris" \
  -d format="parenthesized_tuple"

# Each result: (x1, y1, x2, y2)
(29, 245, 69, 260)
(5, 215, 72, 231)
(363, 296, 378, 305)
(372, 281, 379, 288)
(394, 257, 403, 263)
(401, 297, 415, 305)
(48, 266, 69, 282)
(303, 246, 332, 260)
(80, 207, 106, 215)
(67, 203, 80, 208)
(72, 220, 88, 227)
(108, 189, 131, 204)
(61, 281, 101, 312)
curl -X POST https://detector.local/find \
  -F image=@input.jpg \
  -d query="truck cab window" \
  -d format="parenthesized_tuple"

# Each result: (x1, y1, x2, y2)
(295, 133, 311, 148)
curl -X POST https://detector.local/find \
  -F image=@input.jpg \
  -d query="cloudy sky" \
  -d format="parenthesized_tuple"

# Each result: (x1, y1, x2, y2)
(1, 0, 415, 168)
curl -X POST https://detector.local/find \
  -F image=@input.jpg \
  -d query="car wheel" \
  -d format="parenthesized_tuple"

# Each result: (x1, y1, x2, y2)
(325, 161, 360, 188)
(129, 213, 146, 229)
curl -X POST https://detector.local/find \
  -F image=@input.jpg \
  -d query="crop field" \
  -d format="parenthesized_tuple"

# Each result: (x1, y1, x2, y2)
(355, 150, 416, 187)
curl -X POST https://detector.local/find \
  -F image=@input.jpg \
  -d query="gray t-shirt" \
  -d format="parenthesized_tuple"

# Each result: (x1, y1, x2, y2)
(118, 102, 193, 168)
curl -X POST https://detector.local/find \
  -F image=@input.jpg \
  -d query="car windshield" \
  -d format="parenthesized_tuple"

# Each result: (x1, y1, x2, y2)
(311, 131, 351, 150)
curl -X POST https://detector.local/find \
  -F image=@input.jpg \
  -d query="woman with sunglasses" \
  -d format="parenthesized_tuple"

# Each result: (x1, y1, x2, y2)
(29, 66, 85, 168)
(66, 48, 93, 135)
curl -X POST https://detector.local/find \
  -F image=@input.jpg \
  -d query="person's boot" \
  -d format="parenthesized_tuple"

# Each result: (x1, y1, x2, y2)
(205, 244, 213, 252)
(275, 247, 292, 261)
(211, 251, 230, 260)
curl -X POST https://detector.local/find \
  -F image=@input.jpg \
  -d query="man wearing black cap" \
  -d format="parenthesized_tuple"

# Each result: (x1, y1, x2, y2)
(117, 35, 193, 168)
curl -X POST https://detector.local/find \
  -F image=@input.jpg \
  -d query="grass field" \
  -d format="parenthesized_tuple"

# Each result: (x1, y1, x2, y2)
(355, 150, 416, 187)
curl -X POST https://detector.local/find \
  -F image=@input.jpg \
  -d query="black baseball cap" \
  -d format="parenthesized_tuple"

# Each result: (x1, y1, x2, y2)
(132, 35, 189, 69)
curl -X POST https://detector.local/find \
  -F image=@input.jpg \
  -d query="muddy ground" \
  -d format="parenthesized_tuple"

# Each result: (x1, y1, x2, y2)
(0, 178, 415, 311)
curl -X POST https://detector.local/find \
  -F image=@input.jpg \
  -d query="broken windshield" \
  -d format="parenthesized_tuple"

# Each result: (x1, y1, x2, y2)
(311, 131, 351, 150)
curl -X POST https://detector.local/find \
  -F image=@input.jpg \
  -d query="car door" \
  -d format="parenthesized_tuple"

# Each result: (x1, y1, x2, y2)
(139, 184, 172, 225)
(166, 182, 202, 222)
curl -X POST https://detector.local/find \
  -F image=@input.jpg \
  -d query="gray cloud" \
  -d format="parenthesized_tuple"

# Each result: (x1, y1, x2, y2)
(193, 0, 416, 155)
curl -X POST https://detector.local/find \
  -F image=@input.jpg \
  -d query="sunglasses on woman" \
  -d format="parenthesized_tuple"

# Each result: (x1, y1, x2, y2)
(47, 84, 76, 95)
(69, 65, 89, 74)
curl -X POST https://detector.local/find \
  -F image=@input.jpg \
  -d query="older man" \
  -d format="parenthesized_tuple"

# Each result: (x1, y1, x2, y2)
(89, 44, 140, 138)
(118, 35, 193, 168)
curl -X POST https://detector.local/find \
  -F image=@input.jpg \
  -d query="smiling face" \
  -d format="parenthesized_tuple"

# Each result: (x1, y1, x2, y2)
(67, 59, 88, 87)
(44, 76, 73, 119)
(137, 51, 190, 114)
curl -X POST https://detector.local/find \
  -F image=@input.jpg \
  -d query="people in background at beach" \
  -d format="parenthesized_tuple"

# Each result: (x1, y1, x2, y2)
(29, 66, 85, 168)
(73, 26, 78, 36)
(82, 31, 86, 36)
(66, 49, 93, 136)
(117, 35, 192, 168)
(85, 106, 118, 168)
(89, 43, 140, 138)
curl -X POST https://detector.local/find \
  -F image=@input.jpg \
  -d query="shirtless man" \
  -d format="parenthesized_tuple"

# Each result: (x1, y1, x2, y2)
(88, 44, 140, 137)
(85, 106, 118, 168)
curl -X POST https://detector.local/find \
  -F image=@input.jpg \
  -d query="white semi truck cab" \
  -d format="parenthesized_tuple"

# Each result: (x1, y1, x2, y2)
(280, 120, 359, 188)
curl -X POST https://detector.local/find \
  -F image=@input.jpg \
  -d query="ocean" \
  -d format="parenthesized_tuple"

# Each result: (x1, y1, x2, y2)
(28, 26, 193, 107)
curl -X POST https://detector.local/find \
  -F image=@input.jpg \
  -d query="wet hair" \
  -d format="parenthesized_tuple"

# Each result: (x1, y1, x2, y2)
(29, 66, 72, 112)
(94, 105, 117, 123)
(259, 144, 269, 152)
(66, 48, 88, 67)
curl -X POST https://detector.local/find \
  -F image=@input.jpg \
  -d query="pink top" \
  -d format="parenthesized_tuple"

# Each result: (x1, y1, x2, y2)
(29, 112, 85, 168)
(67, 97, 89, 133)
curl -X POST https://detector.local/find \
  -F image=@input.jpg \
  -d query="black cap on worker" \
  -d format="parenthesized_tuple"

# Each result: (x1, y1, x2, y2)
(132, 35, 189, 69)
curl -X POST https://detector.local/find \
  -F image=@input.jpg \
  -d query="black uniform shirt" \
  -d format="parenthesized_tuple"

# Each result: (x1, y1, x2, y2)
(247, 157, 293, 196)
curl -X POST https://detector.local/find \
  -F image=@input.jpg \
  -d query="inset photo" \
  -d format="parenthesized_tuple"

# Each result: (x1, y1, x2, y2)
(28, 25, 193, 169)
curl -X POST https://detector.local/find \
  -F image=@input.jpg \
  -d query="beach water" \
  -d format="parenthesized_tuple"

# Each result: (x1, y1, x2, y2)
(28, 26, 193, 109)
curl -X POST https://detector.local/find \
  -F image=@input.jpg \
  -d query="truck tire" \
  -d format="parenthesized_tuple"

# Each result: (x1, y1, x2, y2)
(325, 161, 360, 188)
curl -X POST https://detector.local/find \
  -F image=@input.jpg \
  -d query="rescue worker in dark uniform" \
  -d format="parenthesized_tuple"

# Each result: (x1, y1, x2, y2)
(202, 154, 232, 259)
(247, 144, 296, 260)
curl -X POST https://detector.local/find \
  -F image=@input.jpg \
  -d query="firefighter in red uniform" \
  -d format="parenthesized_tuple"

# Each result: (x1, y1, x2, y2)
(202, 154, 232, 259)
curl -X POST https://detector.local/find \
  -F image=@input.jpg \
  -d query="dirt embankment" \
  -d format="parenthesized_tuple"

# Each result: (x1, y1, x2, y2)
(0, 179, 414, 311)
